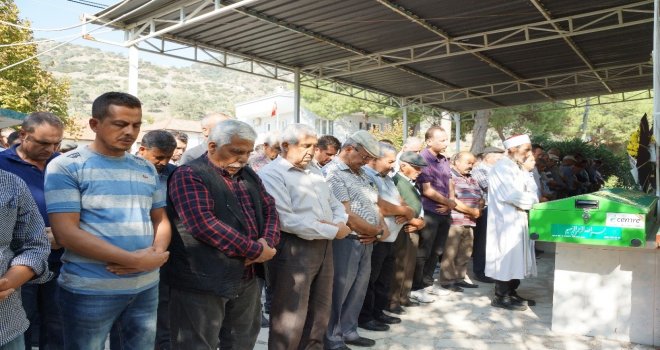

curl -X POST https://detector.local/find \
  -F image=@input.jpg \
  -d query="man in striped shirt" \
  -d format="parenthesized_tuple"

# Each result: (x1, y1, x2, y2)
(45, 92, 171, 350)
(439, 152, 483, 292)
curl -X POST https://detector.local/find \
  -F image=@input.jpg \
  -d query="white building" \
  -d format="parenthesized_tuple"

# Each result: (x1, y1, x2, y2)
(235, 91, 392, 142)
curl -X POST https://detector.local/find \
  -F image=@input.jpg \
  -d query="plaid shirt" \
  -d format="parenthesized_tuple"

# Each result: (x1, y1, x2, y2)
(0, 170, 51, 346)
(168, 157, 280, 279)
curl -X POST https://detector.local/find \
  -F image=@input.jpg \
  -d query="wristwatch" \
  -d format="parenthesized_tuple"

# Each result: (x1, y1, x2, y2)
(375, 229, 384, 240)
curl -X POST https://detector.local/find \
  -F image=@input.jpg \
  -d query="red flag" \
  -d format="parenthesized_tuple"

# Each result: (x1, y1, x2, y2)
(271, 102, 277, 117)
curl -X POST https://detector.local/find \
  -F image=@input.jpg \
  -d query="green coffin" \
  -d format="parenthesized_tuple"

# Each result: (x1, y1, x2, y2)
(529, 188, 658, 248)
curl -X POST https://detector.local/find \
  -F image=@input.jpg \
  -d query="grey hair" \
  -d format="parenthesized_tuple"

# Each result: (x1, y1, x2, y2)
(208, 120, 257, 147)
(379, 142, 397, 157)
(279, 124, 317, 145)
(263, 131, 281, 146)
(21, 112, 64, 133)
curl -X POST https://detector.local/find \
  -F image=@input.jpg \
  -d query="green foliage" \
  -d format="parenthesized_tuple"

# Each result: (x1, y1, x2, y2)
(300, 87, 403, 121)
(370, 119, 408, 149)
(565, 98, 653, 153)
(0, 0, 70, 123)
(489, 103, 572, 140)
(533, 136, 635, 188)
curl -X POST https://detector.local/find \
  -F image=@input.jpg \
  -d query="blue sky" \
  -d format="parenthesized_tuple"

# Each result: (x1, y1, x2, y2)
(14, 0, 192, 67)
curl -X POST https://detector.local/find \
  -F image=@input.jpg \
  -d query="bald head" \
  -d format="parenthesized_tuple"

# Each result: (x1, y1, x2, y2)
(201, 112, 234, 138)
(453, 151, 476, 175)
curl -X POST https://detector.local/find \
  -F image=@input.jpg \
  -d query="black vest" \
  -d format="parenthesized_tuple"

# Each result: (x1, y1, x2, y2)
(162, 157, 265, 297)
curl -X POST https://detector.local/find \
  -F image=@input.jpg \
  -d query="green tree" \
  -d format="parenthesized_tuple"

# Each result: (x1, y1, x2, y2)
(0, 0, 70, 122)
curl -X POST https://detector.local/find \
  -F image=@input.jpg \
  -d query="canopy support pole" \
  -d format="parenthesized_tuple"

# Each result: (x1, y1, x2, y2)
(654, 0, 660, 219)
(402, 97, 408, 142)
(294, 68, 301, 124)
(454, 113, 461, 153)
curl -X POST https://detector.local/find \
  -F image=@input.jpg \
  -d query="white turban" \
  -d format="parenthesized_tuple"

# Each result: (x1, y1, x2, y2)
(503, 134, 531, 150)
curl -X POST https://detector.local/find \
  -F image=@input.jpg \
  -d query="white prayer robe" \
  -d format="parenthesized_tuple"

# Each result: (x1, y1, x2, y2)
(485, 156, 539, 281)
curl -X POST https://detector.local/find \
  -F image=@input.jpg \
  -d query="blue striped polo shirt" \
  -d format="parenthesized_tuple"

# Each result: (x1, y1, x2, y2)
(45, 146, 166, 295)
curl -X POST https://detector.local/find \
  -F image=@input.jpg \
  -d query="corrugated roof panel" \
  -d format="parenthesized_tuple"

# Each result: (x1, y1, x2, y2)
(94, 0, 654, 112)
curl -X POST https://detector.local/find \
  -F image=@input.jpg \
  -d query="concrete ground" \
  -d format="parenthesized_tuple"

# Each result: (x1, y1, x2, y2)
(255, 252, 656, 350)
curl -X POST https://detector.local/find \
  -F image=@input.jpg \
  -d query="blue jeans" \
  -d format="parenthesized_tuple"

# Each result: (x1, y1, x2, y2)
(59, 285, 158, 350)
(0, 335, 25, 350)
(22, 261, 63, 350)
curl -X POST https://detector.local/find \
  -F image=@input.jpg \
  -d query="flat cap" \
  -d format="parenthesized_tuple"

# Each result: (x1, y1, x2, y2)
(482, 146, 505, 154)
(399, 151, 428, 167)
(348, 130, 381, 157)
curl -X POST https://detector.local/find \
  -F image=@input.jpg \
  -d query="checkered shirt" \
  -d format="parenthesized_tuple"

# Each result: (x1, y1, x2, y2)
(324, 158, 379, 226)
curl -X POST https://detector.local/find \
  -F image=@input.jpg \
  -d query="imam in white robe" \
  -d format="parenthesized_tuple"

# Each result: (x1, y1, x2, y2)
(485, 156, 539, 281)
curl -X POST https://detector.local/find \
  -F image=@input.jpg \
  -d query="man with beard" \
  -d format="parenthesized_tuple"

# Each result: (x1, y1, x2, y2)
(485, 134, 539, 311)
(45, 92, 171, 349)
(259, 124, 350, 350)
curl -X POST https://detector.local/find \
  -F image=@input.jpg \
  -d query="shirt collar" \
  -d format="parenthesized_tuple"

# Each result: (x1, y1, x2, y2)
(3, 144, 59, 167)
(274, 156, 308, 173)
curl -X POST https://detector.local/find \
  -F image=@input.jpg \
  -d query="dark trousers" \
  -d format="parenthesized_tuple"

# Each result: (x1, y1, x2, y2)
(388, 229, 419, 309)
(494, 279, 521, 297)
(268, 233, 333, 350)
(359, 242, 394, 324)
(472, 208, 488, 277)
(154, 280, 170, 350)
(413, 212, 450, 290)
(169, 278, 261, 350)
(22, 261, 63, 350)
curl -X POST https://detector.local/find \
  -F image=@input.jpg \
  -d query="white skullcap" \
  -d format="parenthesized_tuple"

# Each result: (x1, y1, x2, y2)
(502, 134, 531, 149)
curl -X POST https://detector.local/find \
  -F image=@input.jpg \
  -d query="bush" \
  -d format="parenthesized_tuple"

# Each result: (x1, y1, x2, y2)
(532, 136, 635, 188)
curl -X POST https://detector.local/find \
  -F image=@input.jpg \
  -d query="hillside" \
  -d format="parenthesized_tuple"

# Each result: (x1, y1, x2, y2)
(37, 41, 282, 121)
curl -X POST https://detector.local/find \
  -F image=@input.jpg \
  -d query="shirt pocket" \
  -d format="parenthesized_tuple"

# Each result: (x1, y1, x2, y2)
(0, 195, 18, 247)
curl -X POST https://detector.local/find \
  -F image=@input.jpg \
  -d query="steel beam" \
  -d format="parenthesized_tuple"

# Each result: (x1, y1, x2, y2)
(304, 1, 653, 79)
(529, 0, 613, 93)
(407, 62, 652, 106)
(375, 0, 555, 102)
(503, 89, 653, 113)
(134, 36, 448, 115)
(218, 0, 501, 108)
(123, 0, 261, 46)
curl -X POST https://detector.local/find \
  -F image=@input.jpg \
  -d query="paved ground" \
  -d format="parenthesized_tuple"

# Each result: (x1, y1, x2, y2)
(255, 252, 656, 350)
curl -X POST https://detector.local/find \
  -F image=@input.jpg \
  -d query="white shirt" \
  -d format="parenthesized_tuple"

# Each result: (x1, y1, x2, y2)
(258, 156, 348, 240)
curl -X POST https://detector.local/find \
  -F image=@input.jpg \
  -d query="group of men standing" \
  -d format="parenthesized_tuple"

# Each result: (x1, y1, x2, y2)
(0, 90, 543, 350)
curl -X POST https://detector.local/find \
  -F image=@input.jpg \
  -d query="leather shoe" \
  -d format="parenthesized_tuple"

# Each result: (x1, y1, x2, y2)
(345, 336, 376, 347)
(358, 320, 389, 331)
(375, 313, 401, 324)
(328, 346, 352, 350)
(511, 291, 536, 306)
(473, 274, 496, 283)
(455, 280, 479, 288)
(491, 295, 528, 311)
(385, 305, 406, 315)
(440, 284, 464, 292)
(401, 300, 420, 307)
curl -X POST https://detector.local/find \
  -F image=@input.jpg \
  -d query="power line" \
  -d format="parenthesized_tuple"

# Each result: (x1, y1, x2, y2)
(0, 0, 127, 32)
(0, 0, 159, 73)
(65, 0, 108, 10)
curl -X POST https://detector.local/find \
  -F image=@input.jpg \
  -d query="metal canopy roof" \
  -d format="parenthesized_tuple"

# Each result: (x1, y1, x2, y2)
(91, 0, 654, 113)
